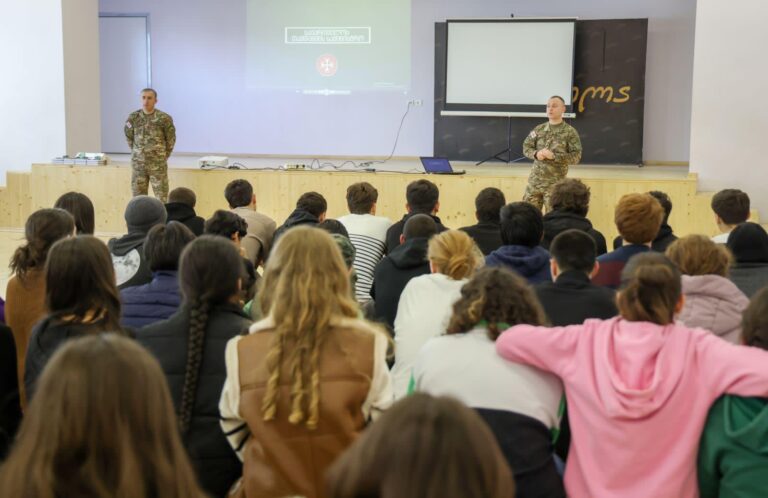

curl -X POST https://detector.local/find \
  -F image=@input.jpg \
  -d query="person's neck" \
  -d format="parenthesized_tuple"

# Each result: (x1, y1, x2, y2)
(548, 118, 563, 125)
(142, 108, 155, 115)
(718, 223, 737, 234)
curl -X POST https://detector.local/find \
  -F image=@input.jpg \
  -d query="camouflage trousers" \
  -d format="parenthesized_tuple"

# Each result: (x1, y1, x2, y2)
(131, 156, 169, 203)
(523, 162, 569, 211)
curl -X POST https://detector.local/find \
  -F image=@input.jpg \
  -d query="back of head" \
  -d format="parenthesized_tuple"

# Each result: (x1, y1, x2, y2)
(318, 219, 349, 238)
(742, 287, 768, 349)
(475, 187, 506, 223)
(346, 182, 378, 215)
(665, 234, 731, 277)
(614, 193, 664, 245)
(204, 209, 247, 240)
(297, 191, 328, 218)
(427, 230, 483, 280)
(224, 179, 253, 209)
(168, 187, 197, 208)
(124, 195, 167, 234)
(144, 222, 196, 272)
(45, 236, 122, 331)
(548, 178, 590, 216)
(617, 252, 681, 325)
(326, 393, 514, 498)
(726, 222, 768, 264)
(0, 334, 203, 498)
(448, 266, 547, 340)
(406, 179, 439, 214)
(10, 208, 75, 280)
(54, 192, 95, 234)
(403, 213, 438, 240)
(649, 190, 672, 223)
(499, 202, 543, 247)
(550, 229, 597, 274)
(711, 189, 750, 225)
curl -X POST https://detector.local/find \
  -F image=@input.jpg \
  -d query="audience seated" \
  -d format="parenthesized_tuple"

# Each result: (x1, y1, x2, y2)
(0, 334, 207, 498)
(414, 267, 564, 497)
(318, 218, 349, 237)
(225, 179, 276, 266)
(109, 195, 168, 289)
(338, 182, 392, 302)
(592, 193, 663, 289)
(542, 179, 607, 255)
(459, 187, 506, 256)
(371, 214, 438, 330)
(54, 191, 95, 234)
(0, 324, 21, 460)
(165, 187, 205, 236)
(326, 393, 514, 498)
(698, 287, 768, 498)
(391, 230, 483, 398)
(121, 222, 196, 328)
(25, 236, 130, 400)
(204, 210, 257, 302)
(137, 236, 248, 497)
(273, 191, 327, 242)
(726, 222, 768, 297)
(385, 179, 448, 252)
(613, 191, 678, 252)
(666, 234, 748, 343)
(496, 252, 768, 497)
(486, 202, 551, 284)
(535, 229, 617, 326)
(6, 208, 74, 406)
(220, 227, 393, 498)
(711, 189, 750, 243)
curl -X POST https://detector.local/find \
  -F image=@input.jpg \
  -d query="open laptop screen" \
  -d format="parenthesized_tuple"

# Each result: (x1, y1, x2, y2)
(420, 157, 453, 173)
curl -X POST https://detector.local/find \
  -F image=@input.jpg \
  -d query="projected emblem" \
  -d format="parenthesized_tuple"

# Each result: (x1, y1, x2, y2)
(316, 54, 338, 77)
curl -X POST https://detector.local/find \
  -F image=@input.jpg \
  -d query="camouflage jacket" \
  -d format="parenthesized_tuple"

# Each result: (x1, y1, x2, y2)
(523, 121, 582, 167)
(124, 109, 176, 159)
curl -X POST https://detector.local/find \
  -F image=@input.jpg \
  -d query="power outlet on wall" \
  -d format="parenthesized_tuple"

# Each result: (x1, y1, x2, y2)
(408, 99, 423, 107)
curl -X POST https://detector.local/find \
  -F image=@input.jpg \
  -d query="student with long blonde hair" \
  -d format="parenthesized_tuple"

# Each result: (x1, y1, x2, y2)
(220, 226, 393, 498)
(0, 334, 206, 498)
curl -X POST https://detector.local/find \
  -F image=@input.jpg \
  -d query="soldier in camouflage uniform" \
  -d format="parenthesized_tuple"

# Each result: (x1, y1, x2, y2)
(124, 88, 176, 203)
(522, 96, 582, 211)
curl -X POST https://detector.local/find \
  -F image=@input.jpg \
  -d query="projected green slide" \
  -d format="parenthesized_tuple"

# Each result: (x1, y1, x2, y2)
(247, 0, 411, 93)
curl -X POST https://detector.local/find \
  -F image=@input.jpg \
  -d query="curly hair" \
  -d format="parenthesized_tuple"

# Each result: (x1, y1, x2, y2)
(447, 267, 547, 340)
(548, 178, 590, 216)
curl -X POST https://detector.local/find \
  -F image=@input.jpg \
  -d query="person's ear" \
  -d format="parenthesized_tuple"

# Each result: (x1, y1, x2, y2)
(318, 212, 327, 223)
(674, 294, 686, 315)
(589, 261, 600, 279)
(550, 259, 559, 279)
(251, 194, 257, 208)
(237, 278, 243, 291)
(399, 234, 406, 245)
(370, 202, 377, 215)
(433, 201, 440, 215)
(405, 202, 411, 214)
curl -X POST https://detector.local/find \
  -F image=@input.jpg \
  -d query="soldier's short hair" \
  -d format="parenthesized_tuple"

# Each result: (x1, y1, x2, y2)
(224, 179, 253, 209)
(141, 88, 157, 98)
(548, 179, 590, 216)
(711, 189, 750, 225)
(297, 192, 327, 218)
(406, 180, 440, 214)
(615, 193, 664, 244)
(500, 202, 543, 248)
(169, 187, 197, 208)
(549, 95, 565, 104)
(346, 182, 378, 215)
(550, 229, 597, 274)
(475, 188, 506, 223)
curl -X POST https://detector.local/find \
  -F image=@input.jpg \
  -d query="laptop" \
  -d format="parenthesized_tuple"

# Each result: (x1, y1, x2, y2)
(419, 157, 466, 175)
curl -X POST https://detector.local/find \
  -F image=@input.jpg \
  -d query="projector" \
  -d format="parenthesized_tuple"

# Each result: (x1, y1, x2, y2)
(199, 156, 229, 168)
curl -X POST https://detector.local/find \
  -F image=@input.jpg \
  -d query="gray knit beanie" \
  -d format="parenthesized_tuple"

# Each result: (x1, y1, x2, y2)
(124, 195, 167, 233)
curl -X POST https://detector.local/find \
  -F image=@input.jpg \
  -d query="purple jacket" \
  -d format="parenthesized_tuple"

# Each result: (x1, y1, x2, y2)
(677, 274, 749, 344)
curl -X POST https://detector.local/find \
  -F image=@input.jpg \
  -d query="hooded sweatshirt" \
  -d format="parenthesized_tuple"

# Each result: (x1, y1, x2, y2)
(495, 317, 768, 498)
(542, 210, 608, 255)
(165, 202, 204, 236)
(485, 245, 551, 284)
(698, 395, 768, 498)
(677, 275, 749, 344)
(108, 231, 152, 290)
(273, 208, 319, 243)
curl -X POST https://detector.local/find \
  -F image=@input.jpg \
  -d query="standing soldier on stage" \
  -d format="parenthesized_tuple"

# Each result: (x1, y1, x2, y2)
(124, 88, 176, 203)
(522, 96, 582, 210)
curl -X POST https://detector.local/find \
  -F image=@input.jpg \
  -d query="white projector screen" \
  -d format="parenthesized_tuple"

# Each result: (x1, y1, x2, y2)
(443, 19, 576, 117)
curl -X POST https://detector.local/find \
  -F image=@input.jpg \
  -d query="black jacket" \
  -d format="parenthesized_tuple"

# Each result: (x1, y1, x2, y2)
(273, 208, 320, 243)
(613, 222, 677, 253)
(534, 270, 618, 327)
(165, 202, 205, 236)
(136, 303, 251, 498)
(385, 213, 448, 254)
(370, 237, 431, 330)
(0, 325, 21, 460)
(459, 221, 503, 256)
(108, 231, 152, 290)
(542, 211, 607, 256)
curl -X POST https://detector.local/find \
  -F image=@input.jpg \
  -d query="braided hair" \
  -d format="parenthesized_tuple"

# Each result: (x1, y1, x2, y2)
(177, 236, 243, 434)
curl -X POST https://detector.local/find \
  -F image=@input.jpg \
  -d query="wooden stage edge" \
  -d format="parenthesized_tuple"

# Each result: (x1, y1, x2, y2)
(0, 160, 742, 244)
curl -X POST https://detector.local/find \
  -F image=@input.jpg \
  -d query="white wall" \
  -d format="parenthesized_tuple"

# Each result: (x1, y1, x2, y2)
(98, 0, 696, 162)
(690, 0, 768, 217)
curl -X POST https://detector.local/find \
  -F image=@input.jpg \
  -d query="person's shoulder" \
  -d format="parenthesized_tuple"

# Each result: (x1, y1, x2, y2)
(126, 110, 142, 120)
(154, 109, 173, 120)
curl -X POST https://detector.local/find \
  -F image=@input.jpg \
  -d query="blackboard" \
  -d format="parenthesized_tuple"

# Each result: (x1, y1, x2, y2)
(434, 19, 648, 165)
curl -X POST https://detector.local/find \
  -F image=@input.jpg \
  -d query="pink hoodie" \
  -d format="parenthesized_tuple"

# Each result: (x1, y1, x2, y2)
(496, 317, 768, 498)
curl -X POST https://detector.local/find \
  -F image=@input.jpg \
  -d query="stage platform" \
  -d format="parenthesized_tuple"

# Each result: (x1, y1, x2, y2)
(0, 155, 726, 243)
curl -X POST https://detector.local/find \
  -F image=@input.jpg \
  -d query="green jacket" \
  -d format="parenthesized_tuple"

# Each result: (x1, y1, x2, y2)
(124, 109, 176, 159)
(698, 395, 768, 498)
(522, 121, 582, 168)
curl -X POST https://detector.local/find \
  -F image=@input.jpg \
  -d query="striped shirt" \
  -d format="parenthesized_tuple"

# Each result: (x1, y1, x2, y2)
(338, 214, 392, 302)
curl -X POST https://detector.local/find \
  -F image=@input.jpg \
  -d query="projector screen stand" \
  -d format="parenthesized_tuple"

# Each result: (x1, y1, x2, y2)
(476, 116, 521, 165)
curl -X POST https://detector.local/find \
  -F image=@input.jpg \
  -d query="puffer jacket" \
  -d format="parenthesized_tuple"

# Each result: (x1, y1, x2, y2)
(677, 274, 749, 344)
(120, 271, 182, 328)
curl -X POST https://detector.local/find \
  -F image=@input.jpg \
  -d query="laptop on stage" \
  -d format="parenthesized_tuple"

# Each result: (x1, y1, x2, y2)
(419, 157, 466, 175)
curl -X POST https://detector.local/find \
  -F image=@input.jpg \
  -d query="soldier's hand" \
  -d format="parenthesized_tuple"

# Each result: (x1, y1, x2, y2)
(541, 149, 555, 160)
